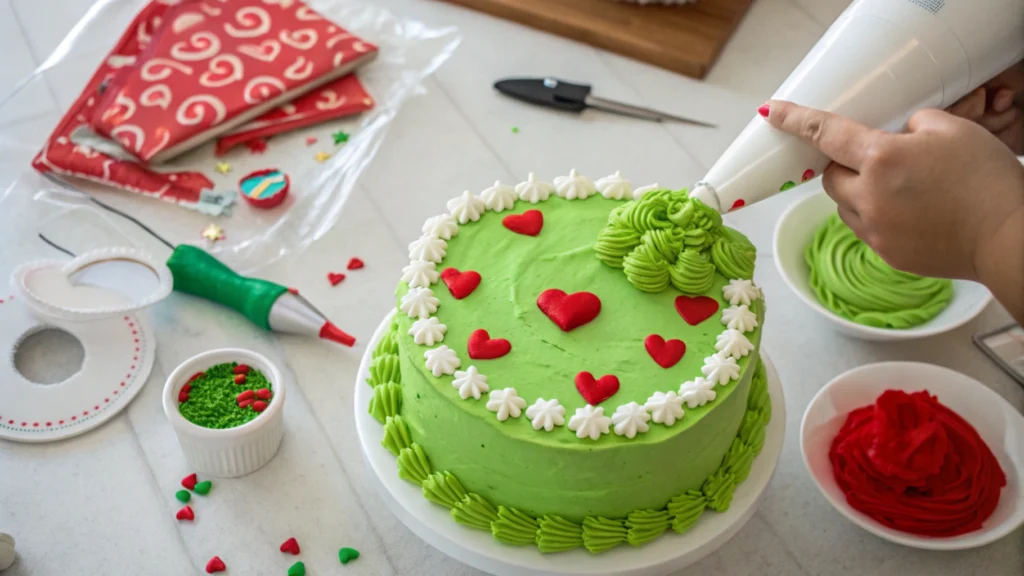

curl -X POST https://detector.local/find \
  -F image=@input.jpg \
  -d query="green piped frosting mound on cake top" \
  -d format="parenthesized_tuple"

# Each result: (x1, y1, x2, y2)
(367, 322, 771, 554)
(594, 189, 756, 293)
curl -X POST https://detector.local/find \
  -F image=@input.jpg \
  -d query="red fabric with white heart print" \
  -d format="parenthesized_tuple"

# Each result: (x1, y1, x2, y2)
(91, 0, 378, 163)
(214, 72, 374, 155)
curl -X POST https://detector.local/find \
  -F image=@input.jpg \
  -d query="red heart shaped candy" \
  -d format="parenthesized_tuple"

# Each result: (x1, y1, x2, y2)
(644, 335, 686, 368)
(181, 473, 198, 490)
(327, 272, 346, 286)
(537, 289, 601, 331)
(176, 505, 194, 521)
(674, 295, 719, 326)
(502, 210, 543, 236)
(206, 556, 226, 574)
(575, 372, 620, 405)
(468, 329, 512, 359)
(441, 268, 481, 299)
(280, 537, 301, 555)
(347, 257, 365, 270)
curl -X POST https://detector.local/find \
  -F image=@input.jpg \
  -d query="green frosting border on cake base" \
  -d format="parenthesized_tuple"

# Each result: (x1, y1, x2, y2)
(367, 318, 772, 554)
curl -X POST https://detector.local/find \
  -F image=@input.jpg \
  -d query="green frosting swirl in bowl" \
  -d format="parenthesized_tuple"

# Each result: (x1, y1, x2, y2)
(805, 213, 953, 329)
(595, 189, 756, 292)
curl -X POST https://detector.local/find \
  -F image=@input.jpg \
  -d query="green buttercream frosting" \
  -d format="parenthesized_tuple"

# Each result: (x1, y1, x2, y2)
(722, 438, 756, 484)
(537, 516, 584, 553)
(368, 353, 400, 387)
(702, 470, 737, 512)
(492, 507, 540, 546)
(369, 381, 402, 423)
(806, 213, 953, 328)
(582, 517, 627, 553)
(596, 189, 755, 292)
(177, 362, 272, 429)
(625, 509, 671, 546)
(397, 444, 432, 485)
(422, 472, 468, 509)
(667, 490, 707, 534)
(451, 494, 499, 531)
(381, 415, 412, 456)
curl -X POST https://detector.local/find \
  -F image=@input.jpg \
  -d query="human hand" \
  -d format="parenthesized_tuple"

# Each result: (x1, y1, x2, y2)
(947, 62, 1024, 154)
(761, 100, 1024, 283)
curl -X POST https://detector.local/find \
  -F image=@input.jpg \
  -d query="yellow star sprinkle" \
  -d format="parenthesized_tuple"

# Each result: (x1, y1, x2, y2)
(201, 224, 225, 242)
(314, 151, 332, 164)
(214, 161, 232, 175)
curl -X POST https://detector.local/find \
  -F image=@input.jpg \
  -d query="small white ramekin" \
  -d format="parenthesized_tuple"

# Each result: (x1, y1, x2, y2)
(163, 348, 285, 478)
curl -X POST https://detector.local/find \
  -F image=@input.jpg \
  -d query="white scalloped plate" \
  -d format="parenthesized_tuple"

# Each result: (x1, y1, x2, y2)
(354, 311, 786, 576)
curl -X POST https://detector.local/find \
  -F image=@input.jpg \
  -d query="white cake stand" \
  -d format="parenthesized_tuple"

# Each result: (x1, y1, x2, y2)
(354, 312, 786, 576)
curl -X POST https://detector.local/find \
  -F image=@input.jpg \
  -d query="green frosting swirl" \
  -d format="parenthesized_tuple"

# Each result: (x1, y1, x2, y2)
(702, 470, 736, 512)
(537, 516, 584, 553)
(397, 444, 432, 486)
(492, 507, 540, 546)
(422, 472, 468, 509)
(722, 439, 756, 484)
(595, 189, 756, 293)
(737, 410, 768, 455)
(805, 213, 953, 328)
(368, 354, 400, 387)
(381, 415, 412, 456)
(666, 490, 707, 534)
(451, 494, 499, 531)
(669, 249, 715, 294)
(369, 381, 402, 423)
(625, 509, 671, 546)
(582, 517, 627, 553)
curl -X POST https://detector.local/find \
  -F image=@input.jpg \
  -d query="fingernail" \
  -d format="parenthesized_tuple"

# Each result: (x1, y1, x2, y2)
(757, 104, 770, 118)
(993, 91, 1013, 113)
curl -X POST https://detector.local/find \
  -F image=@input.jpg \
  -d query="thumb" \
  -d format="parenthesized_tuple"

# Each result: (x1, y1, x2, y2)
(761, 99, 880, 170)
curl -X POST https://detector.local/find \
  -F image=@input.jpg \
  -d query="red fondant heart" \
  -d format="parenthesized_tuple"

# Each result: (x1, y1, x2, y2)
(181, 473, 198, 490)
(644, 335, 686, 368)
(674, 295, 719, 326)
(537, 289, 601, 331)
(205, 556, 226, 574)
(502, 209, 543, 236)
(176, 505, 194, 521)
(441, 268, 481, 299)
(575, 372, 620, 405)
(468, 329, 512, 359)
(347, 257, 365, 270)
(280, 537, 301, 555)
(327, 272, 346, 286)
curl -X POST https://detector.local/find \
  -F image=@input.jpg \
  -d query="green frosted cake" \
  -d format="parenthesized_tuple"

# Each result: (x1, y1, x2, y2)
(368, 170, 771, 553)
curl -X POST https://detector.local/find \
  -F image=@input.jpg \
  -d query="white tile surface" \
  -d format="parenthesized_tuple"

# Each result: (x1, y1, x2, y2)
(0, 0, 1021, 574)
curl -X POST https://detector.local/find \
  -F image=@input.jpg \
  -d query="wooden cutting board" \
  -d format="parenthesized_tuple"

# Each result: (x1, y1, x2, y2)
(438, 0, 754, 79)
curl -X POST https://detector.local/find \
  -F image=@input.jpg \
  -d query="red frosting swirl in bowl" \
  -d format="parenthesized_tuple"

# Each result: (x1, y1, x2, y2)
(829, 389, 1006, 537)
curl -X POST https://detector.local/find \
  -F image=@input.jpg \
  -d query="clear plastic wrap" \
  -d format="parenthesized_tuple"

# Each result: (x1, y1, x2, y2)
(0, 0, 459, 272)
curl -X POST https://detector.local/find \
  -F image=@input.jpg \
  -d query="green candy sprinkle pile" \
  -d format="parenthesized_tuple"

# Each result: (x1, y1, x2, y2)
(338, 547, 360, 565)
(178, 362, 272, 429)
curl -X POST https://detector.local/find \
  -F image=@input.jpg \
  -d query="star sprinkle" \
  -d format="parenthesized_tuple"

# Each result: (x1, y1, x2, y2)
(201, 224, 225, 242)
(314, 151, 332, 163)
(332, 130, 350, 144)
(245, 139, 267, 154)
(214, 161, 232, 175)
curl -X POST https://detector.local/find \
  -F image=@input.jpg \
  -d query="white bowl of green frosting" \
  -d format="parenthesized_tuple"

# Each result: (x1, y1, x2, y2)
(774, 190, 991, 341)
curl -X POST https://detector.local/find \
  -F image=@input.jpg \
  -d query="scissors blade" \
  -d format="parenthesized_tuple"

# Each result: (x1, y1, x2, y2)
(584, 95, 716, 127)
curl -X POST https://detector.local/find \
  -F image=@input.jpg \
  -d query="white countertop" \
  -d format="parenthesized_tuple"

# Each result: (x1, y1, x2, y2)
(1, 0, 1021, 574)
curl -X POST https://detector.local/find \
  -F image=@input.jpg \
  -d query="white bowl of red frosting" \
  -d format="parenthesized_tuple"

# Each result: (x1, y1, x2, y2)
(801, 362, 1024, 550)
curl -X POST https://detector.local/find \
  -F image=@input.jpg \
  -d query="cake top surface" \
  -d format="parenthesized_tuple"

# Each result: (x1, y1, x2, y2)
(392, 171, 762, 447)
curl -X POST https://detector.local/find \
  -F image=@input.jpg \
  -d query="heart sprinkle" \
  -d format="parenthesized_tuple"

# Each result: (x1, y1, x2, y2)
(252, 401, 268, 413)
(280, 537, 301, 555)
(181, 473, 198, 490)
(175, 506, 194, 521)
(440, 268, 481, 300)
(537, 289, 601, 331)
(644, 335, 686, 368)
(178, 388, 190, 403)
(187, 372, 205, 384)
(205, 556, 226, 573)
(175, 490, 191, 503)
(233, 364, 250, 375)
(338, 547, 360, 565)
(327, 272, 346, 286)
(287, 561, 306, 576)
(501, 209, 543, 236)
(193, 480, 213, 495)
(305, 136, 317, 146)
(237, 390, 255, 405)
(575, 372, 620, 405)
(255, 388, 272, 400)
(234, 373, 247, 385)
(467, 329, 512, 360)
(238, 399, 255, 409)
(347, 257, 365, 270)
(674, 295, 719, 326)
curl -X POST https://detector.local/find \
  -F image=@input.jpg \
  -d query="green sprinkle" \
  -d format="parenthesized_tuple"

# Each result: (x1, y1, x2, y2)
(175, 490, 191, 503)
(178, 362, 272, 429)
(779, 180, 796, 191)
(332, 130, 350, 144)
(193, 480, 213, 495)
(511, 126, 519, 133)
(287, 561, 306, 576)
(338, 547, 360, 564)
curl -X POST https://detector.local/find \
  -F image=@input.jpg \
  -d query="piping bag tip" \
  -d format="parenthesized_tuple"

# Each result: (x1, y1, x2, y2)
(319, 321, 356, 347)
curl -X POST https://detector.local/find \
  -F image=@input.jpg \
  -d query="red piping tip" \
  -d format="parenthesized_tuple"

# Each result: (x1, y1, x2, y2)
(320, 321, 356, 346)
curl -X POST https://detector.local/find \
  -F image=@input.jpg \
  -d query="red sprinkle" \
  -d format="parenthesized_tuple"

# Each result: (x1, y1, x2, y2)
(238, 399, 255, 409)
(178, 389, 190, 403)
(255, 388, 272, 400)
(187, 372, 205, 384)
(206, 556, 226, 573)
(176, 506, 195, 521)
(327, 272, 346, 286)
(280, 537, 301, 555)
(234, 374, 247, 385)
(182, 473, 198, 490)
(802, 168, 815, 181)
(182, 383, 192, 395)
(233, 364, 250, 375)
(347, 257, 365, 270)
(245, 138, 267, 154)
(237, 390, 255, 403)
(252, 401, 268, 413)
